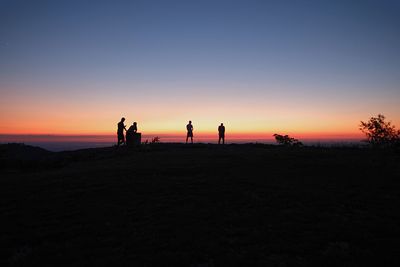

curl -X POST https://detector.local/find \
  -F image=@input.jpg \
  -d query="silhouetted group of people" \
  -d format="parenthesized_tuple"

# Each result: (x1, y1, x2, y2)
(117, 117, 137, 146)
(117, 118, 226, 146)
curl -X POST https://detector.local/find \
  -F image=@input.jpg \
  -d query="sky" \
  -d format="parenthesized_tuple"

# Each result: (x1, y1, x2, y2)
(1, 0, 399, 139)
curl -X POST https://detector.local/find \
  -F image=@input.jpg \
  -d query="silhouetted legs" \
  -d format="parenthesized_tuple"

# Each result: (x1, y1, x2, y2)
(218, 135, 225, 144)
(186, 135, 193, 144)
(117, 133, 125, 146)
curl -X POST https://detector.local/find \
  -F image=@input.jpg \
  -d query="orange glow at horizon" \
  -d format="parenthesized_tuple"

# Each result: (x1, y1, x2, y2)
(1, 84, 399, 139)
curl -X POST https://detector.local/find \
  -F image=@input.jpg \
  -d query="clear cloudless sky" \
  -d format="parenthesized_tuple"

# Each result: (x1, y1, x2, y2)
(1, 0, 399, 138)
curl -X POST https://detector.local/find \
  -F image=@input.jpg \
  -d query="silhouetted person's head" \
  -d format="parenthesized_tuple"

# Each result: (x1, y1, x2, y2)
(133, 122, 137, 126)
(121, 117, 125, 122)
(189, 121, 192, 124)
(221, 123, 223, 126)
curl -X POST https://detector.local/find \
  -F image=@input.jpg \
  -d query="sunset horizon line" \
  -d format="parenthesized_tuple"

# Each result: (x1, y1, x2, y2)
(0, 131, 364, 140)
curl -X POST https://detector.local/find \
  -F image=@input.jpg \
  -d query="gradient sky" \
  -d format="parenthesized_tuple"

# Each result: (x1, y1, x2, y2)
(1, 0, 399, 137)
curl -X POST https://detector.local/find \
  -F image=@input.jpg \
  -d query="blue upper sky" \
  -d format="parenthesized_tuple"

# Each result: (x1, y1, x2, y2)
(1, 0, 399, 85)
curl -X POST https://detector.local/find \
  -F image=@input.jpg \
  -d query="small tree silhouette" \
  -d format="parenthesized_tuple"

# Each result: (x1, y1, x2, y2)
(273, 134, 303, 147)
(359, 114, 400, 147)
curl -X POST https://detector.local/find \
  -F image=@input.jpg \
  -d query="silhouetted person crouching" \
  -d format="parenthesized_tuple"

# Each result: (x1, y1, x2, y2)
(127, 122, 137, 134)
(218, 123, 225, 144)
(117, 117, 127, 146)
(186, 121, 193, 144)
(126, 122, 140, 146)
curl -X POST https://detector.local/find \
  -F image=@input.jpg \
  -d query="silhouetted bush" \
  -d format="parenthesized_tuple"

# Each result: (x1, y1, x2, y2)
(141, 137, 160, 145)
(273, 134, 303, 147)
(359, 114, 400, 147)
(151, 136, 160, 144)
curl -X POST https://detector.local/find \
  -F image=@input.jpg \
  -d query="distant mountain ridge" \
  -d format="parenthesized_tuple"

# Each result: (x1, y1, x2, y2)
(0, 143, 52, 160)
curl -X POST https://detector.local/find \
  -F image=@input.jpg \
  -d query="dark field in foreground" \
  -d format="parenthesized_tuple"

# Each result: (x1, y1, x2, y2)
(1, 143, 400, 266)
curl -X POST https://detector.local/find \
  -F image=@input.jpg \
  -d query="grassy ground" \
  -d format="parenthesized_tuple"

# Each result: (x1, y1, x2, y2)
(1, 143, 400, 266)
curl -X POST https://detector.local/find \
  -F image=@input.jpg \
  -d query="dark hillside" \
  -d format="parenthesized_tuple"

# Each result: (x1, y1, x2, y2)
(1, 144, 400, 266)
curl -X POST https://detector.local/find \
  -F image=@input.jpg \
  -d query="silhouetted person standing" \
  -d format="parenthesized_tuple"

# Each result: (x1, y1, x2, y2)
(218, 123, 225, 144)
(117, 117, 127, 146)
(186, 121, 193, 144)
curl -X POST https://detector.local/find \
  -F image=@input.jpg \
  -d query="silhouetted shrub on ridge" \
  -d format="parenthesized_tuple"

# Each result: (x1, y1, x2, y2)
(273, 134, 303, 147)
(142, 137, 160, 145)
(151, 136, 160, 144)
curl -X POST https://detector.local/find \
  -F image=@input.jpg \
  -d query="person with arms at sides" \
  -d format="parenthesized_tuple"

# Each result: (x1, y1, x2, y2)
(186, 120, 194, 144)
(218, 123, 225, 144)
